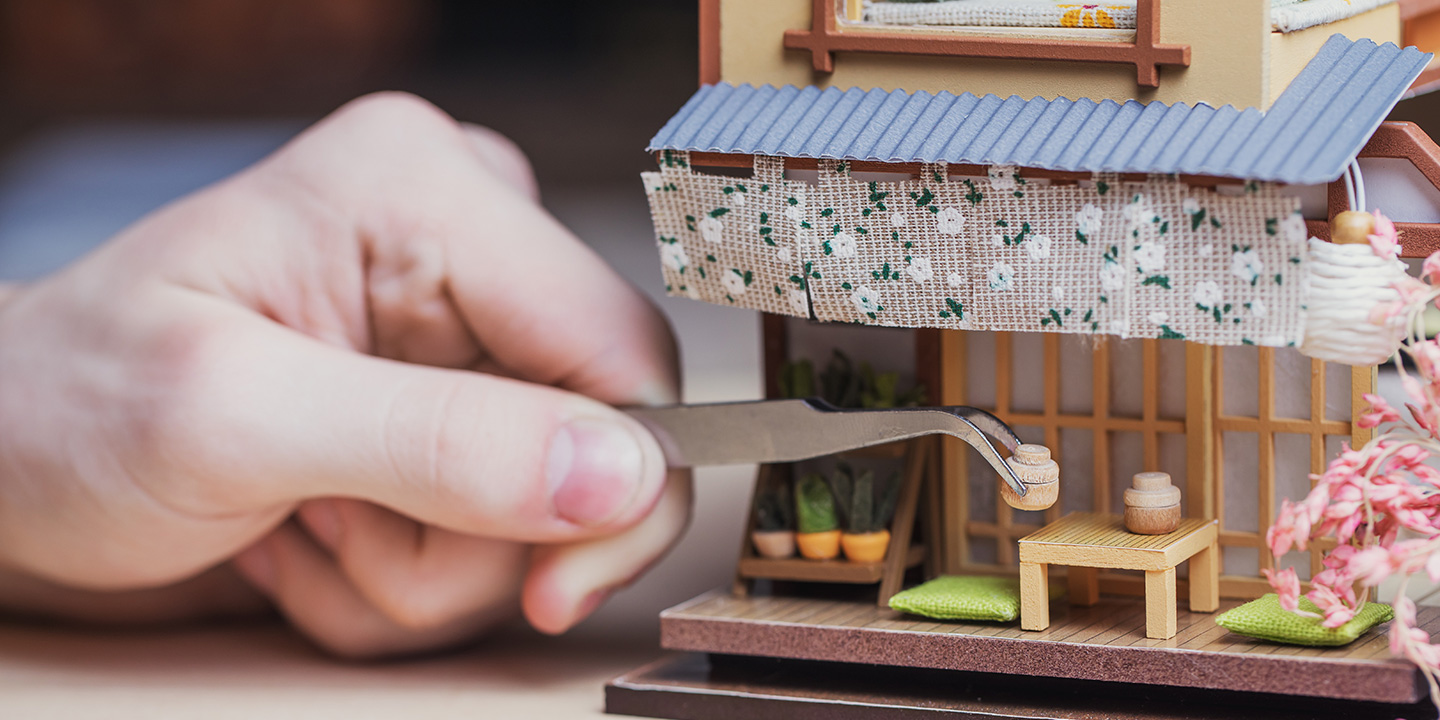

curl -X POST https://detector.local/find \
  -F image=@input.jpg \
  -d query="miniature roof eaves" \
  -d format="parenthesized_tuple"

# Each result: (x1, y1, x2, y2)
(647, 35, 1432, 186)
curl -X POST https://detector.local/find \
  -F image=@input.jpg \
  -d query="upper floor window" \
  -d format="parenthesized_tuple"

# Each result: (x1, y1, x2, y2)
(858, 0, 1136, 33)
(784, 0, 1187, 87)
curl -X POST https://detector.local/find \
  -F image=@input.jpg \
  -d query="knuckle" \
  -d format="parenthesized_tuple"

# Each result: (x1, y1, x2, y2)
(332, 92, 458, 146)
(379, 545, 528, 632)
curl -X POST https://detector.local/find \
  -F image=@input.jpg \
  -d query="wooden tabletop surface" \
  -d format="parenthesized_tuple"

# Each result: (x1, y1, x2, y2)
(0, 618, 660, 719)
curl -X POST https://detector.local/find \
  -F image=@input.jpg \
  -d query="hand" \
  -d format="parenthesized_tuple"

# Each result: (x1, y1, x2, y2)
(0, 93, 691, 657)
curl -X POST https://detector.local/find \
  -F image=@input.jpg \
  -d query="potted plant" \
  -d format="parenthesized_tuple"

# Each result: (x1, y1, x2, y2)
(751, 473, 796, 559)
(795, 472, 841, 560)
(778, 350, 926, 408)
(829, 463, 902, 563)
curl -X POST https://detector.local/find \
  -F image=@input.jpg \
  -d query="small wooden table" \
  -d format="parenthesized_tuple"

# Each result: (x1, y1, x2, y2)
(1018, 512, 1219, 639)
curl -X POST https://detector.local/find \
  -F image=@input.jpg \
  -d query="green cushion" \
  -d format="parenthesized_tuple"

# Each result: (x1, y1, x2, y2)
(888, 575, 1061, 622)
(1215, 593, 1393, 646)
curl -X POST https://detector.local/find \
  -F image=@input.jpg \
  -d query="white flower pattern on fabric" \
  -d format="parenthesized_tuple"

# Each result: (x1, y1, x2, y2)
(777, 247, 793, 263)
(1052, 285, 1065, 302)
(1099, 262, 1126, 292)
(890, 211, 908, 228)
(906, 256, 935, 283)
(989, 233, 1005, 248)
(1231, 249, 1265, 284)
(733, 193, 747, 207)
(850, 286, 882, 316)
(988, 165, 1017, 190)
(936, 207, 966, 235)
(946, 272, 964, 288)
(1182, 197, 1201, 216)
(987, 262, 1016, 292)
(1134, 241, 1166, 274)
(1194, 280, 1223, 308)
(683, 284, 700, 300)
(1123, 196, 1155, 227)
(832, 232, 858, 258)
(1148, 311, 1170, 326)
(787, 287, 809, 316)
(1249, 299, 1268, 319)
(722, 269, 749, 296)
(1123, 195, 1160, 240)
(1075, 204, 1104, 236)
(1199, 243, 1215, 257)
(785, 205, 803, 224)
(660, 243, 689, 272)
(1025, 234, 1052, 261)
(699, 216, 724, 244)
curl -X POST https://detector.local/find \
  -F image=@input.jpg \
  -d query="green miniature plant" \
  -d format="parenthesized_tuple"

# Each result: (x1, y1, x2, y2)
(777, 358, 815, 399)
(753, 473, 794, 532)
(795, 473, 838, 534)
(777, 350, 926, 408)
(829, 463, 902, 534)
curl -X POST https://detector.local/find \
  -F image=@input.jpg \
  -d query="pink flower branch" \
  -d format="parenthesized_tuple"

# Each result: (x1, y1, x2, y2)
(1268, 213, 1440, 707)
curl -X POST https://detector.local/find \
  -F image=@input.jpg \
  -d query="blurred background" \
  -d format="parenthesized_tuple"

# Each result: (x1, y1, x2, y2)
(0, 0, 764, 642)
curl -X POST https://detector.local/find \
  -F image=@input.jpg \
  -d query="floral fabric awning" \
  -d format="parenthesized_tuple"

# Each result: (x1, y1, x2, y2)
(643, 155, 1309, 347)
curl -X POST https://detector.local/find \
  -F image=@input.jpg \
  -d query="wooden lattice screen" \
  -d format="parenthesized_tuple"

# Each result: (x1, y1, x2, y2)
(937, 331, 1373, 598)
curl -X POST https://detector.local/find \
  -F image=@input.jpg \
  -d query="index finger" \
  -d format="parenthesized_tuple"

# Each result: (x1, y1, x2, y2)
(274, 93, 681, 407)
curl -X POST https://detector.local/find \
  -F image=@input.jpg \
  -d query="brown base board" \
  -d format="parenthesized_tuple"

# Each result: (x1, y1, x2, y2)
(606, 653, 1438, 720)
(660, 587, 1433, 704)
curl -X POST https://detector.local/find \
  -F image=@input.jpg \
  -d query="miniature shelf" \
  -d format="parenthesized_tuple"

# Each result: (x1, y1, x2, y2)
(738, 545, 925, 584)
(735, 438, 939, 606)
(659, 590, 1425, 704)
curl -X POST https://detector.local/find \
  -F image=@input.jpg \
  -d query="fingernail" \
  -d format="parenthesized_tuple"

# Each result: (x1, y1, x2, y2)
(300, 501, 343, 550)
(234, 541, 277, 593)
(547, 418, 645, 526)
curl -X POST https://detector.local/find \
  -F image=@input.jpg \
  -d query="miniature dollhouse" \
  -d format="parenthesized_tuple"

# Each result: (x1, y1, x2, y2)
(608, 0, 1440, 717)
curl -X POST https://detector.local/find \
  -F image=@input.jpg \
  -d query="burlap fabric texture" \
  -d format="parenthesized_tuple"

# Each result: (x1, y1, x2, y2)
(642, 154, 1309, 347)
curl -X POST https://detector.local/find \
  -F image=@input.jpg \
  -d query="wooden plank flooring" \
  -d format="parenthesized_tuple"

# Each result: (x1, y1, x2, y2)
(660, 589, 1434, 704)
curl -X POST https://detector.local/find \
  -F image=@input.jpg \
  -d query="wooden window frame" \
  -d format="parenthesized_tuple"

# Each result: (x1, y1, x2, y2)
(1210, 347, 1371, 598)
(938, 332, 1192, 576)
(782, 0, 1190, 88)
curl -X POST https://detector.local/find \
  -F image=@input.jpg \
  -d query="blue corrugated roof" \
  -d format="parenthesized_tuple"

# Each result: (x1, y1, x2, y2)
(647, 35, 1430, 184)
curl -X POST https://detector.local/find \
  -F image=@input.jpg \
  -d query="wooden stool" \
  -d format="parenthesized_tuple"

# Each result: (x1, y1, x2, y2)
(1017, 512, 1219, 639)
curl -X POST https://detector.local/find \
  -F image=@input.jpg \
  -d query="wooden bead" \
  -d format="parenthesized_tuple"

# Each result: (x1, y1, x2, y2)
(1002, 444, 1059, 511)
(1331, 210, 1375, 245)
(1124, 471, 1181, 534)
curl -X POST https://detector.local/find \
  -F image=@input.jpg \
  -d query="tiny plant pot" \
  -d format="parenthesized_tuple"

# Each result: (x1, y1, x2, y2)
(751, 530, 797, 559)
(796, 530, 843, 560)
(841, 530, 891, 564)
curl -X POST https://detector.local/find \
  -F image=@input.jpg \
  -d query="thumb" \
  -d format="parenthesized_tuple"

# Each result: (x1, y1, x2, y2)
(163, 304, 670, 543)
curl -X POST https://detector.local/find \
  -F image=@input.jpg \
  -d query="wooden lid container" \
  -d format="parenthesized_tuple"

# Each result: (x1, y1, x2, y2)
(1123, 471, 1181, 534)
(1002, 444, 1059, 511)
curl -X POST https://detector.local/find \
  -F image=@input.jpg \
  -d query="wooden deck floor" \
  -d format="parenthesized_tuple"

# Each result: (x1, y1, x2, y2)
(660, 589, 1438, 704)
